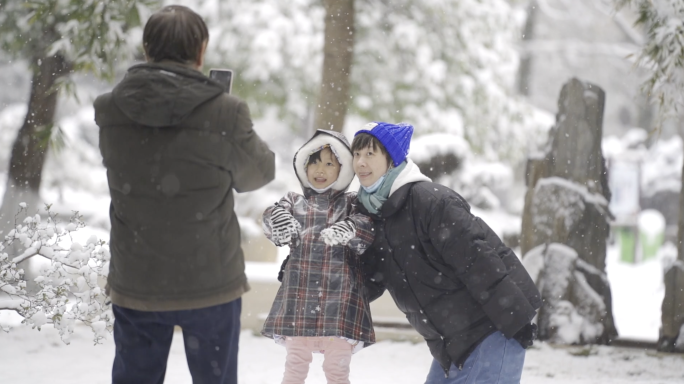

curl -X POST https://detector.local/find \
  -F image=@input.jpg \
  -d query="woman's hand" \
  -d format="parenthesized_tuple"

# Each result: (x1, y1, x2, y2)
(320, 219, 357, 246)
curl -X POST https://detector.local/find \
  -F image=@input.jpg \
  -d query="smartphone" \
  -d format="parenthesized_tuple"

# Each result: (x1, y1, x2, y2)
(209, 68, 233, 94)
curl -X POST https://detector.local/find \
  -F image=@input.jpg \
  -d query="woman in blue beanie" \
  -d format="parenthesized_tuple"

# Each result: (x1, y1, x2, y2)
(351, 122, 541, 384)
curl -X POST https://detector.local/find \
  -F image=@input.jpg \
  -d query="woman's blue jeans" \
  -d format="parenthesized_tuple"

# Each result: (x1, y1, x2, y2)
(424, 331, 526, 384)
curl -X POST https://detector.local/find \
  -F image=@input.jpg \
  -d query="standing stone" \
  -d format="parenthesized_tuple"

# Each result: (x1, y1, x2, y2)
(521, 78, 617, 344)
(660, 261, 684, 352)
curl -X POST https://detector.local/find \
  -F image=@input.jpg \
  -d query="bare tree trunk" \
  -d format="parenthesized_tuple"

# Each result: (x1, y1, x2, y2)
(658, 152, 684, 352)
(517, 0, 537, 96)
(314, 0, 355, 133)
(0, 54, 70, 226)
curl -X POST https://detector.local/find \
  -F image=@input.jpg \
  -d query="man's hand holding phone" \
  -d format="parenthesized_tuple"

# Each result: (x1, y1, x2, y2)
(209, 68, 233, 94)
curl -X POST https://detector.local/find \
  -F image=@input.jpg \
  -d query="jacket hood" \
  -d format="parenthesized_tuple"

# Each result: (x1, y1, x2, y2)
(111, 62, 224, 127)
(293, 130, 354, 192)
(389, 159, 431, 195)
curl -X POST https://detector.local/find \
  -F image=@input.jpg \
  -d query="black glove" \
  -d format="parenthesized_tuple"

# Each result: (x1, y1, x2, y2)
(513, 323, 537, 349)
(269, 205, 300, 247)
(277, 255, 290, 282)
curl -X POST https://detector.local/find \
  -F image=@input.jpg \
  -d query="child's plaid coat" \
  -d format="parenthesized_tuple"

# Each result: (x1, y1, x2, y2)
(261, 189, 376, 345)
(260, 129, 376, 346)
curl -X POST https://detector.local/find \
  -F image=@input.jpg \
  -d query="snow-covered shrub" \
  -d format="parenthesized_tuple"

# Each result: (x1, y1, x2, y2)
(0, 203, 111, 345)
(203, 0, 547, 163)
(410, 132, 516, 210)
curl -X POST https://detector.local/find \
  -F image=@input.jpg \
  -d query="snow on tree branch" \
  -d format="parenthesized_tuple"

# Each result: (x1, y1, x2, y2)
(615, 0, 684, 122)
(0, 203, 111, 345)
(0, 0, 159, 81)
(205, 0, 545, 162)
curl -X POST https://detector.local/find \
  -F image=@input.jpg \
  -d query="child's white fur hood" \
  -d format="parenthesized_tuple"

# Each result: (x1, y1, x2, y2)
(293, 130, 354, 192)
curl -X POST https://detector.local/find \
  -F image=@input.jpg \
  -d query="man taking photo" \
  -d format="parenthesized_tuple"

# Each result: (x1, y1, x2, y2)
(94, 5, 275, 384)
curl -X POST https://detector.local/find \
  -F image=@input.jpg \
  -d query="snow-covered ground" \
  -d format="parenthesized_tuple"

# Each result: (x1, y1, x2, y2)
(1, 319, 682, 384)
(1, 242, 683, 383)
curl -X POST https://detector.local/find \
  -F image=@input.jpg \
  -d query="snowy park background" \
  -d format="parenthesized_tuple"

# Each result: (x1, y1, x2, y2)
(2, 0, 684, 383)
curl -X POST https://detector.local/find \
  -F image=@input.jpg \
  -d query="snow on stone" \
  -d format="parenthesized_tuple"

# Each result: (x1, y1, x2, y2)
(526, 243, 609, 344)
(536, 177, 609, 208)
(541, 243, 577, 296)
(548, 300, 585, 344)
(521, 244, 545, 281)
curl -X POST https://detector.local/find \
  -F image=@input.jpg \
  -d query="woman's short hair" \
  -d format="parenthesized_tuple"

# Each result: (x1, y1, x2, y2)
(351, 133, 393, 165)
(143, 5, 209, 64)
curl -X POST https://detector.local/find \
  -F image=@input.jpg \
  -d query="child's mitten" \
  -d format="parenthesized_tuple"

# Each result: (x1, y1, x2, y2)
(320, 219, 357, 246)
(270, 205, 301, 247)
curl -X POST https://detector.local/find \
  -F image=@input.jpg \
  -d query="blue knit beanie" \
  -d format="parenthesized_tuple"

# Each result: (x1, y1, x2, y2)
(355, 122, 413, 166)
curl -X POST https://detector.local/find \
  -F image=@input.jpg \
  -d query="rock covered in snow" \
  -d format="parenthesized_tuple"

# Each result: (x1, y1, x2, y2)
(524, 243, 616, 344)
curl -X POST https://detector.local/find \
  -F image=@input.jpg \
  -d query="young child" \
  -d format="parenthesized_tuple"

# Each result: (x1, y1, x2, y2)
(261, 129, 376, 384)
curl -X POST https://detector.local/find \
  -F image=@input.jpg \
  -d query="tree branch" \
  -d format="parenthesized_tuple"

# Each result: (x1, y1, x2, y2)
(0, 296, 30, 313)
(11, 247, 42, 265)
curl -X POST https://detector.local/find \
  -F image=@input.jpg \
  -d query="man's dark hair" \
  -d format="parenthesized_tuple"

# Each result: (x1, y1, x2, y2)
(143, 5, 209, 64)
(351, 133, 392, 165)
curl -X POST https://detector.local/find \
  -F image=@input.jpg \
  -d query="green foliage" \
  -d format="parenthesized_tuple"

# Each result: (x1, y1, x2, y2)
(0, 0, 160, 155)
(615, 0, 684, 124)
(0, 0, 160, 81)
(203, 1, 324, 135)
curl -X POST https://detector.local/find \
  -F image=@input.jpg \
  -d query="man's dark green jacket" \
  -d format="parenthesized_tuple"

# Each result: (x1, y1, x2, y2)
(94, 61, 275, 311)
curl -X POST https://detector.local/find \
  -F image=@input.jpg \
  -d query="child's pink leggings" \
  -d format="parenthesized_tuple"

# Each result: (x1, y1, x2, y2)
(281, 336, 353, 384)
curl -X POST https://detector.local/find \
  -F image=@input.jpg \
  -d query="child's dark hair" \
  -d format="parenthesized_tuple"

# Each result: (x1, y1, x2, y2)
(351, 133, 393, 165)
(306, 146, 336, 166)
(143, 5, 209, 64)
(307, 149, 323, 166)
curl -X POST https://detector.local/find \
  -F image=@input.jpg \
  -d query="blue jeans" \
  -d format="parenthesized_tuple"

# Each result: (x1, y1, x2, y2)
(112, 299, 241, 384)
(424, 331, 525, 384)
